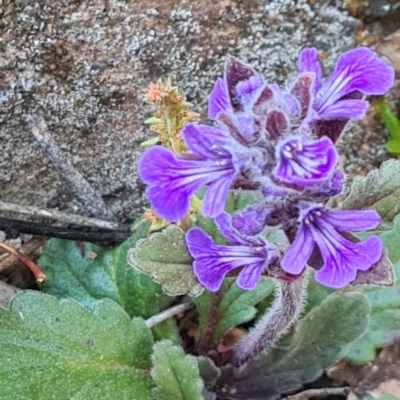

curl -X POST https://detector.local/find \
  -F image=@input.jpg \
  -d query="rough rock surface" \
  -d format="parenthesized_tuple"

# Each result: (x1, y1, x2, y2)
(0, 0, 396, 222)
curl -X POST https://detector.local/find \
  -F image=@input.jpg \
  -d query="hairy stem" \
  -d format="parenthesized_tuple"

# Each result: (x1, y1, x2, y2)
(230, 274, 308, 367)
(199, 291, 222, 353)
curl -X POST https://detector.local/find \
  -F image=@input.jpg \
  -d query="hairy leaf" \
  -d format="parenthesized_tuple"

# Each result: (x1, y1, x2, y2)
(193, 278, 274, 351)
(39, 221, 170, 318)
(151, 340, 204, 400)
(215, 292, 369, 400)
(0, 291, 154, 399)
(198, 357, 220, 400)
(128, 225, 203, 297)
(342, 159, 400, 227)
(197, 356, 221, 390)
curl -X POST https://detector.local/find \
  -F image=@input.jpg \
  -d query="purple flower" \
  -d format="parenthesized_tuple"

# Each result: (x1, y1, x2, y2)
(208, 78, 231, 120)
(281, 205, 382, 288)
(308, 170, 345, 198)
(186, 212, 278, 291)
(274, 136, 338, 187)
(299, 47, 395, 122)
(231, 205, 271, 236)
(138, 123, 237, 221)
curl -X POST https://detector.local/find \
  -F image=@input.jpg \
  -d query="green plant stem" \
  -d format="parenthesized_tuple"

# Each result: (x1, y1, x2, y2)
(199, 291, 223, 353)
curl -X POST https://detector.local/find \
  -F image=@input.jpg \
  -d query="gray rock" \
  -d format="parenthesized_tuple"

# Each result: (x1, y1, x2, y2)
(0, 0, 361, 222)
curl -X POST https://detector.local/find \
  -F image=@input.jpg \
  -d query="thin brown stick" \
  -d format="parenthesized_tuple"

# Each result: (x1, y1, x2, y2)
(285, 387, 350, 400)
(0, 237, 46, 272)
(0, 243, 46, 284)
(25, 114, 116, 221)
(0, 217, 131, 244)
(0, 201, 120, 230)
(0, 281, 22, 310)
(145, 302, 193, 328)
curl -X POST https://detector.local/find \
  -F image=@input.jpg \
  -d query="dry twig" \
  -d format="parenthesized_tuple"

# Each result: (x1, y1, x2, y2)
(0, 242, 46, 284)
(285, 387, 350, 400)
(0, 236, 45, 272)
(0, 217, 131, 244)
(0, 201, 120, 230)
(25, 114, 116, 221)
(145, 302, 193, 328)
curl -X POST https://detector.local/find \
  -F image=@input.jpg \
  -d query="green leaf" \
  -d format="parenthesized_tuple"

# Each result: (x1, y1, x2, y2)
(152, 318, 181, 345)
(0, 291, 154, 399)
(342, 159, 400, 227)
(197, 357, 220, 400)
(345, 215, 400, 363)
(39, 221, 171, 319)
(197, 356, 221, 390)
(193, 278, 274, 350)
(140, 136, 160, 147)
(128, 226, 203, 297)
(386, 139, 400, 154)
(151, 340, 204, 400)
(379, 103, 400, 140)
(144, 117, 164, 125)
(215, 292, 369, 400)
(376, 395, 399, 400)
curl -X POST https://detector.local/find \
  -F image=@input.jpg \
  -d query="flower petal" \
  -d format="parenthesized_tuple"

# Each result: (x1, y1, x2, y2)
(138, 146, 235, 221)
(314, 91, 363, 142)
(202, 170, 236, 218)
(314, 234, 382, 288)
(208, 78, 231, 120)
(274, 136, 338, 187)
(298, 47, 322, 93)
(315, 47, 395, 114)
(300, 206, 384, 288)
(317, 99, 369, 120)
(182, 123, 232, 160)
(281, 224, 314, 275)
(321, 209, 381, 231)
(310, 169, 345, 198)
(186, 227, 270, 292)
(232, 205, 271, 236)
(215, 212, 246, 245)
(146, 183, 191, 222)
(236, 261, 266, 290)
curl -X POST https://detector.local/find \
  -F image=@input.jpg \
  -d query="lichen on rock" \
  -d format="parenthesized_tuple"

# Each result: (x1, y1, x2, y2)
(0, 0, 365, 222)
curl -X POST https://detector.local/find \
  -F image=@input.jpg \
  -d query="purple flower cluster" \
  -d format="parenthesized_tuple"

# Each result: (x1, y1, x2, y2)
(138, 47, 394, 291)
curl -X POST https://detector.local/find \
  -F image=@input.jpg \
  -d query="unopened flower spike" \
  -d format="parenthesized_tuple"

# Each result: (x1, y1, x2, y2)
(141, 78, 200, 153)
